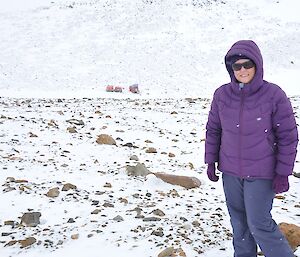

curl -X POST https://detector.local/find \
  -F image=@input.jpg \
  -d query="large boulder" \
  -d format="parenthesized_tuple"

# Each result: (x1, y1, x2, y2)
(96, 134, 116, 145)
(278, 222, 300, 251)
(153, 172, 201, 189)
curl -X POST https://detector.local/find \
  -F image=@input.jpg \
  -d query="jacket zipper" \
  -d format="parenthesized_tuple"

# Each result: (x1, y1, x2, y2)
(239, 85, 245, 177)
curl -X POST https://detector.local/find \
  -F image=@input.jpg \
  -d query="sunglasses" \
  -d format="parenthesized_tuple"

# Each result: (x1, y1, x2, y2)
(232, 60, 255, 71)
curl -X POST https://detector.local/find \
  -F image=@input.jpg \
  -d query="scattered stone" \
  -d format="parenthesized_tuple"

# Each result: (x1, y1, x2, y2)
(146, 147, 157, 153)
(151, 209, 165, 217)
(67, 218, 75, 223)
(119, 197, 128, 204)
(21, 212, 41, 227)
(29, 132, 38, 137)
(62, 183, 77, 191)
(143, 217, 161, 222)
(103, 202, 114, 208)
(122, 142, 138, 148)
(103, 182, 112, 188)
(4, 220, 15, 226)
(71, 234, 79, 240)
(46, 187, 60, 198)
(192, 220, 201, 227)
(5, 237, 37, 248)
(129, 155, 139, 161)
(19, 237, 37, 248)
(113, 215, 124, 222)
(96, 134, 116, 145)
(67, 127, 77, 133)
(151, 227, 164, 237)
(66, 119, 85, 126)
(274, 195, 285, 200)
(168, 152, 175, 157)
(91, 209, 101, 215)
(126, 163, 151, 177)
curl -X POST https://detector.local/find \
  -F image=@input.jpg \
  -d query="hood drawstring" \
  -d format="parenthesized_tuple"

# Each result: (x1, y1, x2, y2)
(239, 83, 244, 90)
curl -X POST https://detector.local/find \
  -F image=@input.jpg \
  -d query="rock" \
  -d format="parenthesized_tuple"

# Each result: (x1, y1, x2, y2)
(153, 172, 201, 189)
(126, 163, 151, 177)
(103, 182, 112, 188)
(151, 227, 164, 237)
(5, 237, 36, 248)
(177, 248, 187, 257)
(19, 237, 37, 248)
(21, 212, 41, 227)
(103, 202, 114, 208)
(29, 132, 38, 137)
(192, 220, 201, 227)
(119, 197, 128, 204)
(146, 147, 157, 153)
(113, 215, 124, 222)
(143, 217, 161, 222)
(151, 209, 165, 217)
(71, 234, 79, 240)
(96, 134, 116, 145)
(66, 119, 85, 126)
(168, 152, 175, 157)
(46, 187, 60, 198)
(62, 183, 77, 191)
(129, 155, 139, 161)
(278, 222, 300, 250)
(67, 127, 77, 133)
(158, 246, 175, 257)
(4, 220, 15, 226)
(91, 209, 101, 214)
(293, 172, 300, 178)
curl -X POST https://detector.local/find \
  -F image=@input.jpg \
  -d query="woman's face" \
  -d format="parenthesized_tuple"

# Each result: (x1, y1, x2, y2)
(232, 59, 256, 84)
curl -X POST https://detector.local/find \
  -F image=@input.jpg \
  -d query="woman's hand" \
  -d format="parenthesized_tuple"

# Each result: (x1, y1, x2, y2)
(272, 174, 289, 194)
(207, 163, 219, 182)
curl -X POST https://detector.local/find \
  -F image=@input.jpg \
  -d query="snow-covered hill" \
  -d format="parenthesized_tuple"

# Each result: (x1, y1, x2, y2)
(0, 0, 299, 98)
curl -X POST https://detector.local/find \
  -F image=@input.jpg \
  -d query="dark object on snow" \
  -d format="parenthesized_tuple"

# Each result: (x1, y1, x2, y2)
(129, 84, 139, 93)
(105, 85, 123, 93)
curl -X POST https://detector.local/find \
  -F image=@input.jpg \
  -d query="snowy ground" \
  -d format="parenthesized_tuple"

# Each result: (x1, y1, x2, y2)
(0, 96, 299, 257)
(0, 0, 300, 256)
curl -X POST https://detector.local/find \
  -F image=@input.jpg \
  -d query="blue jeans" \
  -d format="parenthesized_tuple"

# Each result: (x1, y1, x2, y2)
(222, 173, 294, 257)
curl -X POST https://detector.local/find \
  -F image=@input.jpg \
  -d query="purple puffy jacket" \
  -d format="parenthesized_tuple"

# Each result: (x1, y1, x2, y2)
(205, 40, 298, 179)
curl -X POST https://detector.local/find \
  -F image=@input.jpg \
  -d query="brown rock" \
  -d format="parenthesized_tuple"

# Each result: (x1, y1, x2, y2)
(71, 234, 79, 240)
(46, 187, 60, 198)
(19, 237, 36, 248)
(67, 127, 77, 133)
(62, 183, 77, 191)
(96, 134, 116, 145)
(168, 152, 175, 157)
(158, 247, 175, 257)
(278, 222, 300, 250)
(146, 147, 157, 153)
(153, 172, 201, 189)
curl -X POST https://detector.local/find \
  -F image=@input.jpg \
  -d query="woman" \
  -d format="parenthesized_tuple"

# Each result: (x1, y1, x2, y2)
(205, 40, 298, 257)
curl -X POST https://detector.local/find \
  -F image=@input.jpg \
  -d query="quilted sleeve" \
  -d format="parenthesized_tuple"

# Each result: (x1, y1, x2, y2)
(205, 90, 222, 164)
(272, 89, 298, 176)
